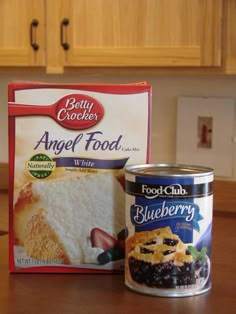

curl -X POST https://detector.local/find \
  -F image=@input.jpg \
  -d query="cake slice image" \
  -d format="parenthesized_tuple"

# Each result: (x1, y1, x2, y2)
(13, 172, 125, 266)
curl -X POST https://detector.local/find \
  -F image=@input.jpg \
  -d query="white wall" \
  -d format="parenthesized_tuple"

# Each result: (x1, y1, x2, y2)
(1, 72, 236, 177)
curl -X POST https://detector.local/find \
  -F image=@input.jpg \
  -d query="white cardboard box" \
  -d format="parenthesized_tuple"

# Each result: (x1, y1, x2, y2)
(8, 81, 151, 273)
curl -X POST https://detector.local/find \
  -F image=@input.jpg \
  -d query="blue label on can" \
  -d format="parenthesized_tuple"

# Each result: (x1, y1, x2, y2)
(130, 201, 203, 242)
(126, 176, 212, 241)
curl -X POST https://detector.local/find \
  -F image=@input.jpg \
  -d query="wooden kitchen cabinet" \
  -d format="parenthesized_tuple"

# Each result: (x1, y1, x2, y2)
(0, 0, 45, 67)
(223, 0, 236, 74)
(0, 0, 223, 73)
(46, 0, 223, 73)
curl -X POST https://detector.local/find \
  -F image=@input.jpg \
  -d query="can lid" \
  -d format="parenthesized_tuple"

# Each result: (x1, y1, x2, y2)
(125, 163, 214, 177)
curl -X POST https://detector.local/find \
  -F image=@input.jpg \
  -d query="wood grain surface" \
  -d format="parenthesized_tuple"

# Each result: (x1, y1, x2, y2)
(0, 191, 235, 314)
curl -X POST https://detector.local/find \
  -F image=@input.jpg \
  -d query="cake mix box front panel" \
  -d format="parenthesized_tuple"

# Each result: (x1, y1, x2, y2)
(8, 82, 151, 273)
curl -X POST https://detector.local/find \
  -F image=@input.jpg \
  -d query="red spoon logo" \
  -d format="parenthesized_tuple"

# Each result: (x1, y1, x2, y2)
(9, 94, 104, 130)
(56, 94, 104, 129)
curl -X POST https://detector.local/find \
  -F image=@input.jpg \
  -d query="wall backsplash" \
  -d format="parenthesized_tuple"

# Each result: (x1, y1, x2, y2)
(1, 72, 236, 178)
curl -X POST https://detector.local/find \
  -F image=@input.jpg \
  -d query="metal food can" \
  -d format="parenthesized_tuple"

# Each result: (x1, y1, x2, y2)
(125, 163, 214, 297)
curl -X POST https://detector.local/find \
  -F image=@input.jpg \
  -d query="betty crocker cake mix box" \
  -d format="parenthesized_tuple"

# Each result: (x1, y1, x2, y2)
(8, 81, 151, 273)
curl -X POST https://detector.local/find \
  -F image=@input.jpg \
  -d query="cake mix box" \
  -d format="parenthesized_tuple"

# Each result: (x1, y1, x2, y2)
(8, 81, 151, 273)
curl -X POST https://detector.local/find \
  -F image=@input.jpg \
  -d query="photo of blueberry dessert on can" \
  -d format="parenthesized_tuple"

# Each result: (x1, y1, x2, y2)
(126, 226, 210, 289)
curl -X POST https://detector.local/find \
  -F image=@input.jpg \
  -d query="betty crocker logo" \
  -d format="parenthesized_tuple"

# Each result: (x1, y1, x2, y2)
(56, 94, 104, 129)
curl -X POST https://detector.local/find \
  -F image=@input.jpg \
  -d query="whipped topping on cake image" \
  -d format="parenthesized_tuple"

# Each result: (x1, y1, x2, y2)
(13, 172, 125, 266)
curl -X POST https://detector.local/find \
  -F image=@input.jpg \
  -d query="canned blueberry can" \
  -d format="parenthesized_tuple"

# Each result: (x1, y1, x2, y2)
(125, 163, 214, 297)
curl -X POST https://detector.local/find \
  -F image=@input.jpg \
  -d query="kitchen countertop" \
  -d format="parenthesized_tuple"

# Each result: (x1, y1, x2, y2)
(0, 191, 235, 314)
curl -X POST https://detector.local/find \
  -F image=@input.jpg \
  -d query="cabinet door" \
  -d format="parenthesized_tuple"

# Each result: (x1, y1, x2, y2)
(224, 0, 236, 73)
(46, 0, 222, 71)
(0, 0, 45, 66)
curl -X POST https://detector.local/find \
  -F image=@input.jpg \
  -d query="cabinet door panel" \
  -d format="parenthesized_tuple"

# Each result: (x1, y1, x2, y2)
(224, 0, 236, 73)
(0, 0, 45, 66)
(48, 0, 222, 69)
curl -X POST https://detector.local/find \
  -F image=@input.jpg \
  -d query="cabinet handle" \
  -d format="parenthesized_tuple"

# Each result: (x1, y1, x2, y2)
(61, 18, 70, 50)
(30, 19, 39, 51)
